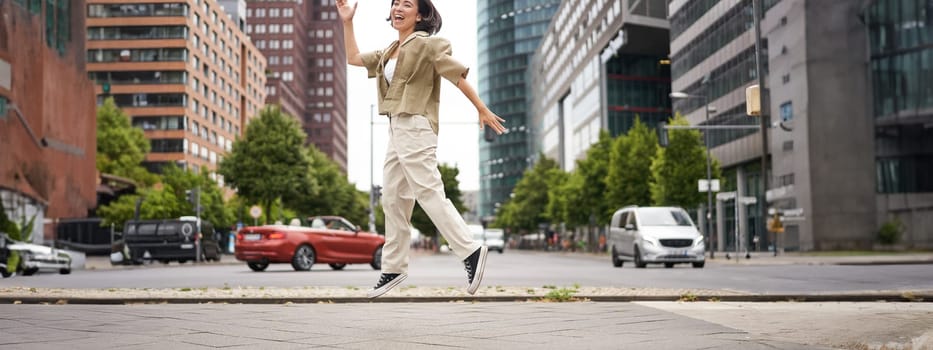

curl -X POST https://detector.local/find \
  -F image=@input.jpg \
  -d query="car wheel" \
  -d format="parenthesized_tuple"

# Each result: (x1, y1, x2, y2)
(692, 262, 705, 268)
(247, 261, 269, 272)
(178, 260, 187, 264)
(634, 246, 647, 268)
(611, 246, 623, 268)
(370, 246, 383, 270)
(59, 268, 71, 275)
(329, 263, 347, 270)
(1, 269, 12, 278)
(664, 263, 675, 268)
(291, 244, 315, 271)
(22, 267, 38, 276)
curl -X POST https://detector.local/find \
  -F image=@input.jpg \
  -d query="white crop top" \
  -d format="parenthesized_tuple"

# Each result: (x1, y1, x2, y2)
(384, 58, 396, 83)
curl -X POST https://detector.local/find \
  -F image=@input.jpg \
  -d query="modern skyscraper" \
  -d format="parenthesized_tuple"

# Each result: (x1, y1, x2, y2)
(476, 0, 559, 219)
(1, 0, 98, 240)
(86, 0, 268, 183)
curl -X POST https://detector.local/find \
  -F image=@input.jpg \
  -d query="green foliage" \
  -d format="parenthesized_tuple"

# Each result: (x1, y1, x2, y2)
(545, 169, 574, 226)
(218, 106, 315, 224)
(495, 156, 562, 233)
(650, 113, 722, 208)
(540, 287, 579, 302)
(95, 97, 158, 186)
(411, 163, 467, 237)
(877, 218, 903, 245)
(292, 147, 367, 225)
(606, 117, 658, 212)
(571, 130, 613, 226)
(97, 165, 232, 230)
(1, 201, 36, 274)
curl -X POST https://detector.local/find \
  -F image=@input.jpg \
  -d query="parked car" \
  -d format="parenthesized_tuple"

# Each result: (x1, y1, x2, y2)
(235, 216, 384, 272)
(608, 206, 705, 268)
(1, 233, 12, 278)
(121, 217, 223, 264)
(7, 241, 73, 276)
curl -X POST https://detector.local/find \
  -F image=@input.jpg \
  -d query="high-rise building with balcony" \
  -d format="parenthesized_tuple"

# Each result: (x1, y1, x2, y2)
(245, 0, 347, 171)
(86, 0, 267, 182)
(1, 0, 98, 242)
(476, 0, 559, 219)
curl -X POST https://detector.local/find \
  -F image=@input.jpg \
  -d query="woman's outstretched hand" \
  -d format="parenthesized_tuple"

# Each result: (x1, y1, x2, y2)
(335, 0, 357, 22)
(479, 109, 507, 135)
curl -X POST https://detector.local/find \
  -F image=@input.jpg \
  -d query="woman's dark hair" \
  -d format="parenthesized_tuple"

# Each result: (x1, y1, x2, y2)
(386, 0, 442, 35)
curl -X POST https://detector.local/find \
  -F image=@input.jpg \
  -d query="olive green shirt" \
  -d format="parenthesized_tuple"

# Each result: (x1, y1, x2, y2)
(360, 31, 470, 134)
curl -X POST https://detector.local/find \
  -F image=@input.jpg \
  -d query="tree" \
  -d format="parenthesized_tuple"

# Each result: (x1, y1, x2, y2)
(292, 146, 368, 225)
(650, 113, 722, 208)
(545, 168, 575, 226)
(571, 130, 613, 226)
(606, 117, 658, 212)
(218, 106, 314, 224)
(95, 97, 158, 186)
(494, 156, 561, 233)
(160, 164, 235, 230)
(411, 163, 467, 238)
(97, 187, 182, 228)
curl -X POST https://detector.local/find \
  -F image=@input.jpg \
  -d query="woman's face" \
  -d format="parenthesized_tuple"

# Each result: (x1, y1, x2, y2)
(390, 0, 420, 32)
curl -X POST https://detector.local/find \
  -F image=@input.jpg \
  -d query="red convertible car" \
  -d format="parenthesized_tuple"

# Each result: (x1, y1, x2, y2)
(235, 216, 384, 272)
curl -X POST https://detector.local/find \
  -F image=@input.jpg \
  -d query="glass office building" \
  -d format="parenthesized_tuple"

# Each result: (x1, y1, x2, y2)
(867, 0, 933, 194)
(476, 0, 559, 218)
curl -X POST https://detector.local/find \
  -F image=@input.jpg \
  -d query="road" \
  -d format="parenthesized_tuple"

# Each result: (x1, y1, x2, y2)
(2, 250, 932, 294)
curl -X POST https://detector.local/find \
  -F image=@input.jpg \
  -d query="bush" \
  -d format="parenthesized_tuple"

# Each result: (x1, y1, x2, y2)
(877, 218, 903, 245)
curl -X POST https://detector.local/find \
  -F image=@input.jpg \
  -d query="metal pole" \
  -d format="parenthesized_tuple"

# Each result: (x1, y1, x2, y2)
(368, 104, 376, 233)
(753, 0, 772, 256)
(704, 94, 714, 260)
(195, 186, 201, 263)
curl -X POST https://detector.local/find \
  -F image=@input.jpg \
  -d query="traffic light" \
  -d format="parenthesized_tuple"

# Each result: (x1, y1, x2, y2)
(185, 190, 194, 205)
(372, 185, 382, 201)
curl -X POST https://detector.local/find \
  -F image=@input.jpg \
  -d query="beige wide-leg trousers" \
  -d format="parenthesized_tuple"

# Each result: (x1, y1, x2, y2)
(381, 114, 479, 274)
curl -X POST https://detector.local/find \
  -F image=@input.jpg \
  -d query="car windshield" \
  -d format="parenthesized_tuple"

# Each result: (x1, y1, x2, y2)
(638, 208, 693, 226)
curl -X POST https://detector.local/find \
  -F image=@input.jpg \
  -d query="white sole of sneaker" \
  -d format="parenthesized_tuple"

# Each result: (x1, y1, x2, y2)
(367, 273, 407, 298)
(466, 246, 488, 295)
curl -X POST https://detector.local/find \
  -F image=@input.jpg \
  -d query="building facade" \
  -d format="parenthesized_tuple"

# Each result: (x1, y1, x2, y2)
(671, 0, 932, 251)
(305, 0, 347, 171)
(1, 0, 98, 243)
(245, 0, 347, 171)
(476, 0, 559, 218)
(530, 0, 670, 171)
(86, 0, 267, 183)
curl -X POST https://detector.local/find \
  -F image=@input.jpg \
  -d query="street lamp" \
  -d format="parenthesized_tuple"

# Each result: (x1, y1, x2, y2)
(670, 90, 716, 259)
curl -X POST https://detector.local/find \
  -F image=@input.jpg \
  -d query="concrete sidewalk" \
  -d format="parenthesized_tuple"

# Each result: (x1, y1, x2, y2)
(1, 301, 931, 349)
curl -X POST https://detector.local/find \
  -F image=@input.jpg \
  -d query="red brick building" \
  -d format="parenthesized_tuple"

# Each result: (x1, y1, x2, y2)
(0, 0, 98, 242)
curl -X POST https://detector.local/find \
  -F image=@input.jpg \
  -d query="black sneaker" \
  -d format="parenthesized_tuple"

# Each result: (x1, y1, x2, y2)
(367, 273, 407, 298)
(464, 246, 488, 295)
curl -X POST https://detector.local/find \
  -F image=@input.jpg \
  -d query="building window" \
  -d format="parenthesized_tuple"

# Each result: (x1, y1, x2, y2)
(779, 101, 793, 122)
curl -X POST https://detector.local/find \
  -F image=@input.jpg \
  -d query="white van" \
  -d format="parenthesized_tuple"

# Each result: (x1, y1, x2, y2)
(468, 225, 505, 253)
(608, 206, 705, 268)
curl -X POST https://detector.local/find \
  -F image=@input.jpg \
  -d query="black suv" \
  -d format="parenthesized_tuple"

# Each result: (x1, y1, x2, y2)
(121, 218, 222, 264)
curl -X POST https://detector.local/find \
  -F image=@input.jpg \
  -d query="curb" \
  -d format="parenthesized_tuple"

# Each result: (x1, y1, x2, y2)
(2, 293, 929, 304)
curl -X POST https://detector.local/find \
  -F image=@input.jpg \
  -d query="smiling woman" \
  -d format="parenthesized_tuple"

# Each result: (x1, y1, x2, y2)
(338, 0, 500, 299)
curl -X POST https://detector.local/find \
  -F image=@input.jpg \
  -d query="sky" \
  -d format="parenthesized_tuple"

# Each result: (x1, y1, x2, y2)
(343, 0, 482, 192)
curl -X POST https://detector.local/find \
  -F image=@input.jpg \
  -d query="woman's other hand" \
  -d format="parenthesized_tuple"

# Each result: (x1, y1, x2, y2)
(479, 109, 506, 135)
(336, 0, 357, 22)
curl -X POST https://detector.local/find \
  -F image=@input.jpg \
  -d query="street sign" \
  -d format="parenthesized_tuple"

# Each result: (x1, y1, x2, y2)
(249, 206, 262, 219)
(698, 179, 720, 192)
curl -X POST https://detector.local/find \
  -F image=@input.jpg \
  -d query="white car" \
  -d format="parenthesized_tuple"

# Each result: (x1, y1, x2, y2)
(8, 242, 72, 275)
(608, 206, 705, 268)
(469, 225, 505, 253)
